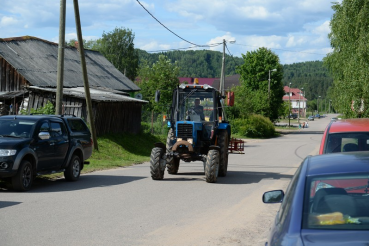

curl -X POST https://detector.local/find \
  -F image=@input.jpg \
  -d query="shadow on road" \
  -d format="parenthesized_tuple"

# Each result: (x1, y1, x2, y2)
(0, 201, 22, 209)
(158, 170, 293, 185)
(0, 174, 145, 193)
(217, 171, 293, 185)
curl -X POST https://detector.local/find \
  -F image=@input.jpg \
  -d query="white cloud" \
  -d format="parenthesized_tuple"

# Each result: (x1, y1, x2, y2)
(0, 16, 18, 27)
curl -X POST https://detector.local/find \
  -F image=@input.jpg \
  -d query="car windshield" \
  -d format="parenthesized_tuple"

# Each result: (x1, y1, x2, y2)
(325, 132, 369, 153)
(0, 119, 36, 138)
(303, 173, 369, 230)
(176, 90, 214, 122)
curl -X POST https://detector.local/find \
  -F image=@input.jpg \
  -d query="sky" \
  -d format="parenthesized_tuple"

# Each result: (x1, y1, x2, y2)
(0, 0, 338, 65)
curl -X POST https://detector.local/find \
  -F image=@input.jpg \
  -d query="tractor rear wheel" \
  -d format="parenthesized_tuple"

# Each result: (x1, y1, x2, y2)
(218, 130, 229, 177)
(150, 147, 165, 180)
(166, 128, 180, 174)
(205, 149, 219, 183)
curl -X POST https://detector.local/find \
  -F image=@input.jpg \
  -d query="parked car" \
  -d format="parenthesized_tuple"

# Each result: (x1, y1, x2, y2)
(308, 116, 314, 121)
(0, 115, 93, 191)
(319, 118, 369, 154)
(315, 114, 320, 119)
(263, 152, 369, 246)
(289, 114, 297, 119)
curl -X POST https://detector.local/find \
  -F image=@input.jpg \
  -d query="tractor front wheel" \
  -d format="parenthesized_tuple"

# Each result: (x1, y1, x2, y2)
(150, 147, 165, 180)
(205, 149, 219, 183)
(166, 128, 180, 174)
(218, 130, 229, 177)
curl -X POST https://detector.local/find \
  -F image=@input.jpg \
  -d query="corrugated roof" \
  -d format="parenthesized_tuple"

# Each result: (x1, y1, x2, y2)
(28, 86, 148, 103)
(0, 36, 141, 92)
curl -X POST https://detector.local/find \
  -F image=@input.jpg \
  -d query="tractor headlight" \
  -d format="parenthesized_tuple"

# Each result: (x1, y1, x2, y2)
(0, 149, 17, 156)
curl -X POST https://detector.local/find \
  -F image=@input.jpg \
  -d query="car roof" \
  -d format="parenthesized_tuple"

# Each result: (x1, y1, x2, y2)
(306, 152, 369, 176)
(328, 118, 369, 133)
(0, 115, 79, 120)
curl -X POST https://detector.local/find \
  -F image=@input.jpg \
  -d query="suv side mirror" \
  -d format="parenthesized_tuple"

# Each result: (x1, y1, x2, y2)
(38, 131, 50, 140)
(155, 90, 160, 102)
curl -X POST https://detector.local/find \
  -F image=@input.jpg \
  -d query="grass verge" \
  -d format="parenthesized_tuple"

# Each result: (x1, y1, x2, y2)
(41, 132, 166, 180)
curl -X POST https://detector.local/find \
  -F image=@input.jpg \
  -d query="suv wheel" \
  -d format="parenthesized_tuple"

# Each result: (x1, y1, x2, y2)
(64, 155, 81, 181)
(12, 160, 33, 191)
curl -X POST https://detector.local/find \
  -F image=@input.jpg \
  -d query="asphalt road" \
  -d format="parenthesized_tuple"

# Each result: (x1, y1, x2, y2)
(0, 114, 336, 246)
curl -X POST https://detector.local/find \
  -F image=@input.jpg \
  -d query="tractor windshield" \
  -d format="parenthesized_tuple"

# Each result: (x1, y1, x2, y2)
(177, 90, 214, 122)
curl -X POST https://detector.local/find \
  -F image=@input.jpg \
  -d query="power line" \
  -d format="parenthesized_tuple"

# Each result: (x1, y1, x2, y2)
(136, 0, 219, 48)
(225, 42, 240, 65)
(146, 43, 222, 53)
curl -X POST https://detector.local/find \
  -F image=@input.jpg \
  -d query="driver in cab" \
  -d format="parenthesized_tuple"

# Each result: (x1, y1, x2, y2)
(193, 98, 205, 120)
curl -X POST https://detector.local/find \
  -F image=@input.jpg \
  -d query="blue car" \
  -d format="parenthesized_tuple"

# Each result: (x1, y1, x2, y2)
(263, 152, 369, 245)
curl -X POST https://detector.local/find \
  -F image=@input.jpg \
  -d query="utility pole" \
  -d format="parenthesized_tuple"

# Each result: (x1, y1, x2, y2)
(219, 39, 225, 97)
(56, 0, 66, 115)
(73, 0, 98, 150)
(298, 87, 303, 122)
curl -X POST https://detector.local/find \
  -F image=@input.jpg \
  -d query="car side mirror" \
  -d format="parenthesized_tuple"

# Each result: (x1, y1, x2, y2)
(262, 190, 284, 203)
(38, 131, 50, 140)
(155, 90, 160, 102)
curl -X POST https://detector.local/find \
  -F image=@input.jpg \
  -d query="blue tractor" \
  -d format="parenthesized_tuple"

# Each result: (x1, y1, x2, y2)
(150, 83, 233, 183)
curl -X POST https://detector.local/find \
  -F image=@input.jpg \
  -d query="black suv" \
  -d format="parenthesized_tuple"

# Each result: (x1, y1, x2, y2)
(0, 115, 93, 191)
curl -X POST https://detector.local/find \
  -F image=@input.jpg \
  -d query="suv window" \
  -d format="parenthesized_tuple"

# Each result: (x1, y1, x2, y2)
(67, 119, 89, 132)
(50, 122, 67, 138)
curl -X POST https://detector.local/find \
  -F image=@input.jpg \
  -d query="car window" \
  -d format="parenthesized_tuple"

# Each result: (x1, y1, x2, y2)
(326, 133, 369, 153)
(0, 119, 36, 137)
(276, 164, 302, 225)
(303, 173, 369, 230)
(67, 119, 89, 132)
(50, 122, 67, 138)
(39, 122, 50, 132)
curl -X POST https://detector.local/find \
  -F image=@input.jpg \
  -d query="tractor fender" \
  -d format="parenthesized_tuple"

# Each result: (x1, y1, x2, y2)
(218, 123, 231, 137)
(172, 140, 194, 152)
(208, 145, 220, 151)
(154, 142, 166, 150)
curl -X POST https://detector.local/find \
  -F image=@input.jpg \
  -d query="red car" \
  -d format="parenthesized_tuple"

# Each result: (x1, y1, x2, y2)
(319, 118, 369, 154)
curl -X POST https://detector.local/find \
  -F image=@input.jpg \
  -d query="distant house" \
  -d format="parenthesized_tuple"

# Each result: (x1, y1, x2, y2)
(283, 86, 307, 117)
(212, 74, 241, 91)
(0, 36, 147, 135)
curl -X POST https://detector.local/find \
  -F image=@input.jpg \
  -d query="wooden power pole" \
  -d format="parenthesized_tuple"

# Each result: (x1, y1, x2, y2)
(56, 0, 66, 115)
(73, 0, 98, 150)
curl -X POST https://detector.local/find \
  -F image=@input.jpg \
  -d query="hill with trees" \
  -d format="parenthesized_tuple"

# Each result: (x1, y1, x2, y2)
(138, 49, 333, 101)
(282, 60, 333, 101)
(137, 49, 243, 78)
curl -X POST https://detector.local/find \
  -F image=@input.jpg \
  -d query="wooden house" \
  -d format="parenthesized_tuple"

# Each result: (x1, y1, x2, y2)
(0, 36, 146, 135)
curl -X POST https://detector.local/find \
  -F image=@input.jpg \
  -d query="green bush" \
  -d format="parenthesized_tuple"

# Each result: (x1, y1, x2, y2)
(20, 101, 55, 115)
(231, 114, 275, 138)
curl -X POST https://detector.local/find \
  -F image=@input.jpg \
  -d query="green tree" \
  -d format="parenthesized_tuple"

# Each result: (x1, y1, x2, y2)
(96, 27, 139, 81)
(138, 55, 180, 113)
(66, 39, 98, 50)
(235, 47, 284, 121)
(324, 0, 369, 118)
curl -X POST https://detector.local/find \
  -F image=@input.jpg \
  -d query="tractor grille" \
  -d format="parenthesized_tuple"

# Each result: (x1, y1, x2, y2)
(177, 124, 193, 138)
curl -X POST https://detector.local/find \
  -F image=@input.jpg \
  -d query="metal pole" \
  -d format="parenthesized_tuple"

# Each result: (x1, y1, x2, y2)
(298, 90, 300, 122)
(73, 0, 98, 150)
(289, 83, 291, 127)
(56, 0, 66, 115)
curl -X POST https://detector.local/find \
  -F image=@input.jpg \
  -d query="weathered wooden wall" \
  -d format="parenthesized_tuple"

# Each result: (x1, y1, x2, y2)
(27, 91, 142, 136)
(94, 102, 142, 135)
(0, 57, 28, 91)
